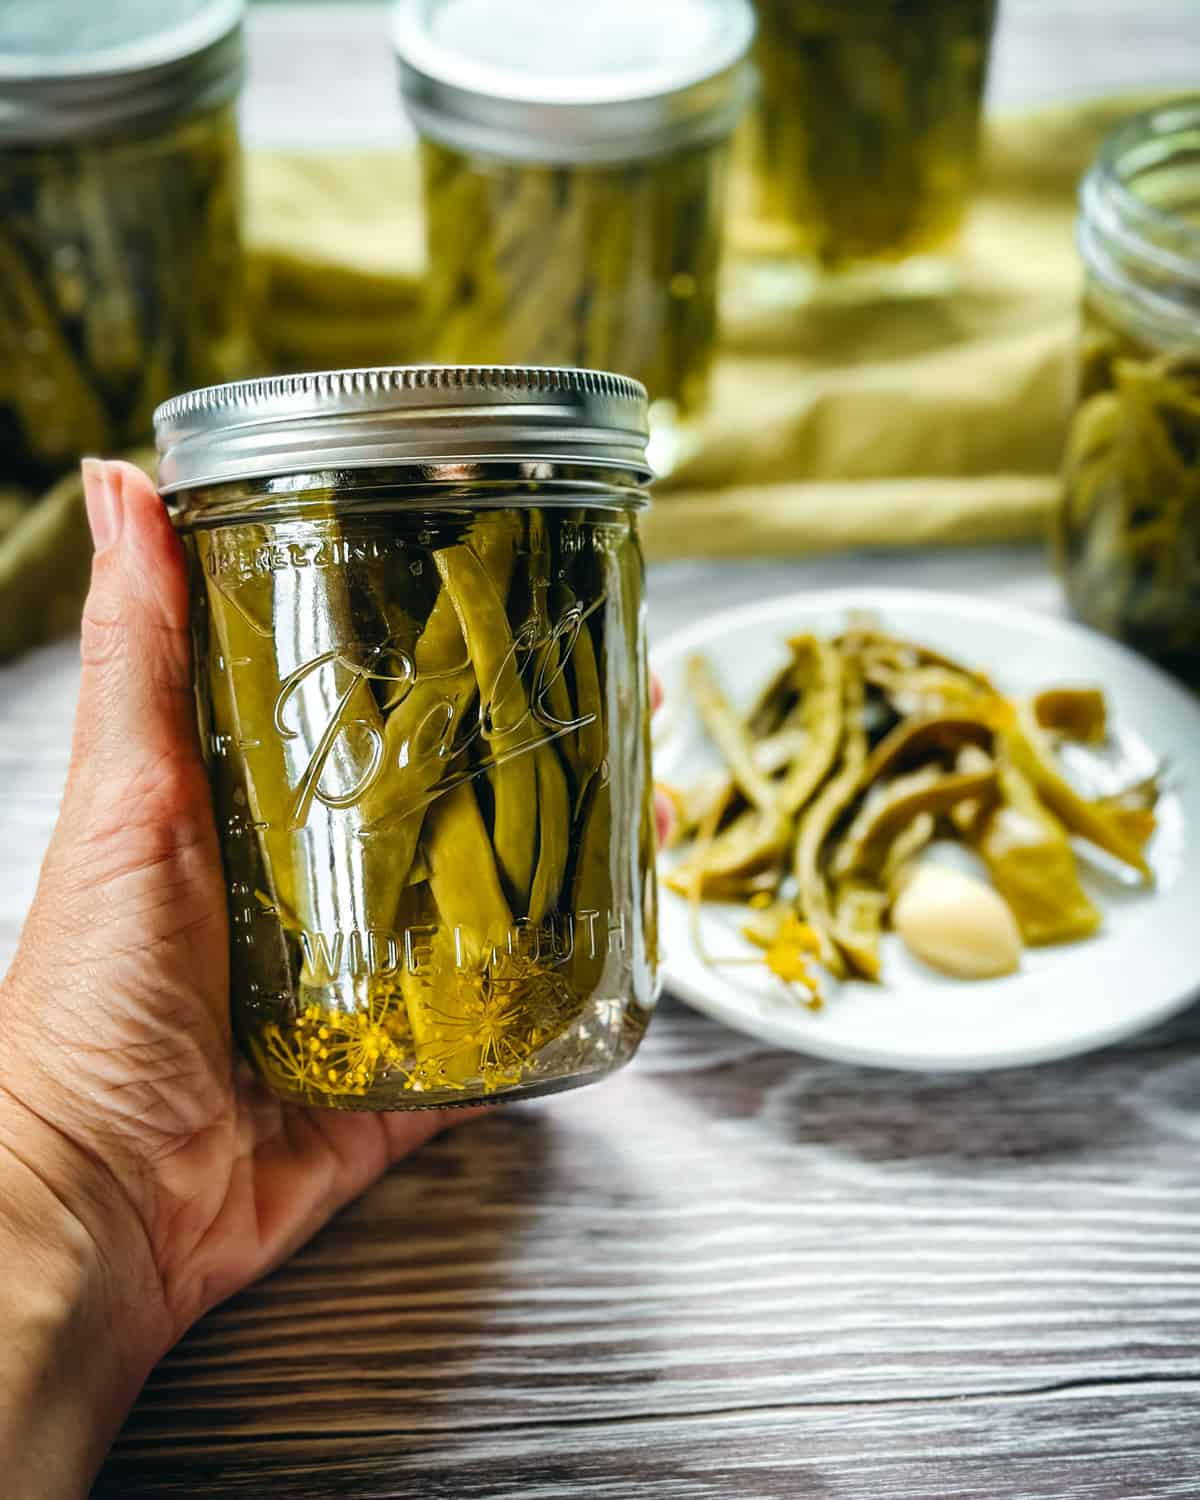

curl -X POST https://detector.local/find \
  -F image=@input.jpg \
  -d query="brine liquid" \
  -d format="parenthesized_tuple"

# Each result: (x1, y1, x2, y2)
(187, 493, 657, 1108)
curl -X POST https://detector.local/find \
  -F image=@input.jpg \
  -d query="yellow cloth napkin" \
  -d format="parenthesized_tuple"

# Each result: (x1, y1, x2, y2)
(0, 95, 1157, 658)
(243, 97, 1146, 560)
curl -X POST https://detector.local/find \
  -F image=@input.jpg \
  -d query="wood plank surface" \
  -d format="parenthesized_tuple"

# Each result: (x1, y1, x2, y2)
(95, 1383, 1200, 1499)
(89, 998, 1200, 1494)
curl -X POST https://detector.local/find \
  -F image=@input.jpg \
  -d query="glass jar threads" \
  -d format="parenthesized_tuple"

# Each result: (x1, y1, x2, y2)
(1061, 100, 1200, 687)
(0, 0, 250, 488)
(731, 0, 996, 301)
(392, 0, 756, 472)
(156, 365, 659, 1109)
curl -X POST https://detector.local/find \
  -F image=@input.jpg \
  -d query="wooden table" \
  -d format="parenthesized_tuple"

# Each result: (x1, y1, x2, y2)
(91, 998, 1200, 1498)
(5, 542, 1200, 1497)
(3, 5, 1200, 1495)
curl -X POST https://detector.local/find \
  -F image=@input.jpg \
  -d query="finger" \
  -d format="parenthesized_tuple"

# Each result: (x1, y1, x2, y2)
(203, 1096, 487, 1317)
(655, 788, 674, 846)
(66, 460, 202, 810)
(14, 459, 224, 1025)
(381, 1102, 490, 1158)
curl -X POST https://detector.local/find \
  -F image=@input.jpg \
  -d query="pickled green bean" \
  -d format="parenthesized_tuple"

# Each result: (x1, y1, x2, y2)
(686, 654, 780, 812)
(963, 760, 1102, 946)
(776, 636, 844, 815)
(358, 514, 519, 928)
(792, 655, 868, 976)
(436, 540, 542, 908)
(420, 139, 723, 417)
(1002, 700, 1152, 881)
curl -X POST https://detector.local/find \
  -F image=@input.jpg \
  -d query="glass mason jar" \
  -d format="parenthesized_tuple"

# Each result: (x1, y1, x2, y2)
(392, 0, 756, 474)
(1061, 100, 1200, 688)
(155, 366, 659, 1110)
(731, 0, 996, 301)
(0, 0, 249, 490)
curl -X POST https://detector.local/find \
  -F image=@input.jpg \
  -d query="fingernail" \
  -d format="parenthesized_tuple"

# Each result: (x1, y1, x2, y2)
(81, 458, 123, 553)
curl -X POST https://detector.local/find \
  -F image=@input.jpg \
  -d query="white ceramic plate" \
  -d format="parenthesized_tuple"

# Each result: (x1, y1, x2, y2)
(652, 589, 1200, 1071)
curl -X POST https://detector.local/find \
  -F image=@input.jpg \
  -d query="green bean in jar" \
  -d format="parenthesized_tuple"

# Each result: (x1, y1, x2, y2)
(419, 138, 723, 422)
(156, 366, 658, 1110)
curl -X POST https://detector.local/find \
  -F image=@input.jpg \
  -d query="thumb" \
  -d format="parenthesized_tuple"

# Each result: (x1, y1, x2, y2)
(20, 459, 222, 966)
(68, 459, 200, 802)
(0, 461, 228, 1349)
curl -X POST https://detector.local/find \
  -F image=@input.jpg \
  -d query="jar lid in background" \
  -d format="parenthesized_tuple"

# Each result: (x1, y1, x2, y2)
(391, 0, 757, 163)
(154, 365, 653, 495)
(0, 0, 245, 143)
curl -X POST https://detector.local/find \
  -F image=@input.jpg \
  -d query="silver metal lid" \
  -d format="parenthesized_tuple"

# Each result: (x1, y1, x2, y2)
(154, 366, 653, 494)
(392, 0, 756, 164)
(0, 0, 244, 143)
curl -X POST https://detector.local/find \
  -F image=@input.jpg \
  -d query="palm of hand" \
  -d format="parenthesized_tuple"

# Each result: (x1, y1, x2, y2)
(0, 463, 448, 1351)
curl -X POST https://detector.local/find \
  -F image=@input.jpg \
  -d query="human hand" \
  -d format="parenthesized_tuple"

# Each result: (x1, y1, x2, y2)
(0, 461, 458, 1493)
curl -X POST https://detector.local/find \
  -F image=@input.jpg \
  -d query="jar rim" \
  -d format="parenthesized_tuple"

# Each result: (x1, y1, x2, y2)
(1078, 97, 1200, 342)
(0, 0, 244, 142)
(392, 0, 756, 163)
(154, 366, 654, 495)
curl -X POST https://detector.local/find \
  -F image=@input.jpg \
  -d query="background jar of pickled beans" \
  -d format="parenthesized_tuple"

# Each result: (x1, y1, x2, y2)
(730, 0, 996, 298)
(155, 365, 659, 1110)
(391, 0, 757, 474)
(1061, 99, 1200, 688)
(0, 0, 251, 489)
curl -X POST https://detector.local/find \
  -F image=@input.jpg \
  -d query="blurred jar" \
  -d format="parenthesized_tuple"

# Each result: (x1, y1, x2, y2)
(1060, 100, 1200, 688)
(731, 0, 996, 303)
(0, 0, 250, 489)
(392, 0, 756, 475)
(156, 364, 658, 1110)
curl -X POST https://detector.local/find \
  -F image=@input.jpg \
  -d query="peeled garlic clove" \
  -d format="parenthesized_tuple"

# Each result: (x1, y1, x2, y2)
(892, 862, 1022, 980)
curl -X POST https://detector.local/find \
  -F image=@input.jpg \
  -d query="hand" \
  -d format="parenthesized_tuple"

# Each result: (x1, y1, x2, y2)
(0, 462, 458, 1493)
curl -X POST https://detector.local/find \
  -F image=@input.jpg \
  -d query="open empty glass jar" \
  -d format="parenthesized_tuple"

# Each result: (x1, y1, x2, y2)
(392, 0, 755, 474)
(156, 366, 659, 1109)
(731, 0, 996, 304)
(1060, 100, 1200, 688)
(0, 0, 249, 488)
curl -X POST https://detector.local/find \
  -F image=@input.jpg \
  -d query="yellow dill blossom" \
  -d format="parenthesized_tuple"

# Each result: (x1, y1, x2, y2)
(407, 955, 577, 1093)
(261, 1010, 365, 1099)
(260, 1023, 312, 1091)
(257, 979, 412, 1102)
(762, 914, 824, 1010)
